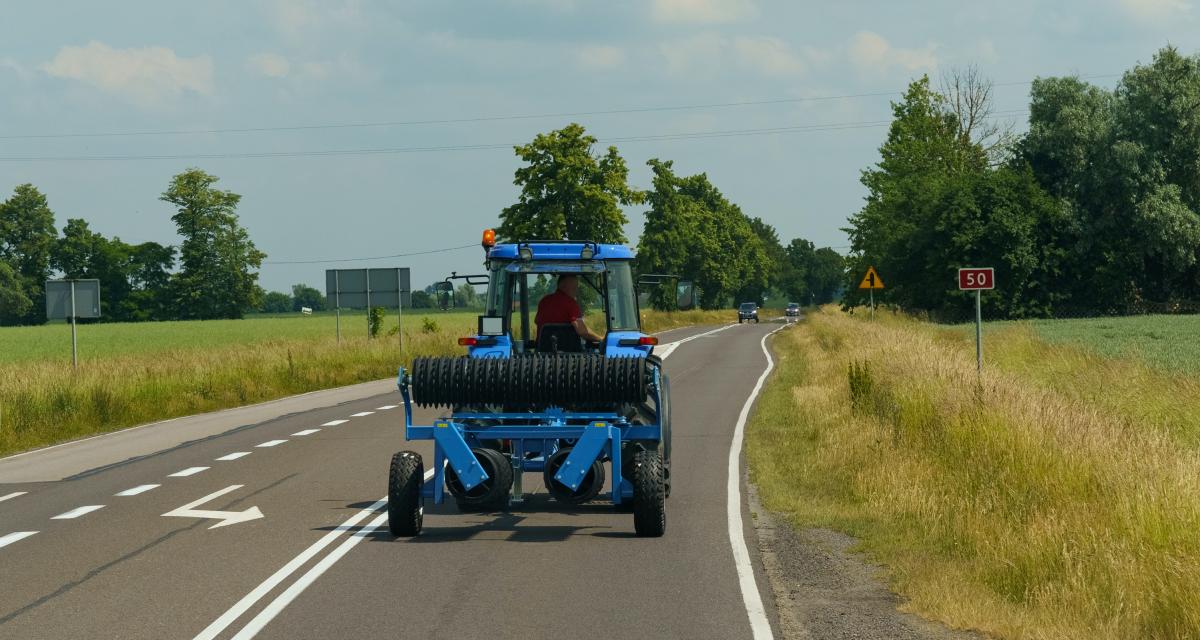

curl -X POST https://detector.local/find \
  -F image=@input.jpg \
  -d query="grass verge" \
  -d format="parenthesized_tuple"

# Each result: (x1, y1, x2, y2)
(0, 309, 730, 457)
(746, 306, 1200, 639)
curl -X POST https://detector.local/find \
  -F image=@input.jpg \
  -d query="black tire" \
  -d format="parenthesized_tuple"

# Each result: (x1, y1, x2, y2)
(544, 447, 606, 504)
(446, 447, 513, 511)
(388, 451, 424, 537)
(631, 450, 666, 537)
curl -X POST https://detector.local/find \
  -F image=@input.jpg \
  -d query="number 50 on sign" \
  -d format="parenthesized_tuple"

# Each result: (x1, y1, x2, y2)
(958, 268, 994, 290)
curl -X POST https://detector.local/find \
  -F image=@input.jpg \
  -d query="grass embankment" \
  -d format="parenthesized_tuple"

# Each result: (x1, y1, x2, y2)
(747, 307, 1200, 639)
(0, 309, 730, 457)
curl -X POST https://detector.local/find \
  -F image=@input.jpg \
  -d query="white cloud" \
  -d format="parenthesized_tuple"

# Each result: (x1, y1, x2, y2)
(576, 45, 626, 71)
(41, 42, 213, 106)
(1117, 0, 1194, 22)
(661, 33, 815, 76)
(733, 36, 806, 75)
(248, 52, 291, 78)
(268, 0, 364, 37)
(1, 57, 33, 80)
(847, 31, 938, 74)
(651, 0, 757, 24)
(660, 33, 730, 74)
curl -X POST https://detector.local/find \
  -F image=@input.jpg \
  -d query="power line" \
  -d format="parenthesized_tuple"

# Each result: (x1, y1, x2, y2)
(0, 110, 1028, 163)
(262, 243, 478, 265)
(0, 75, 1116, 141)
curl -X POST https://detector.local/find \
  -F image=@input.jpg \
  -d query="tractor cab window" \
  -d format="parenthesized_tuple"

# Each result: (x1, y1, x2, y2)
(605, 262, 639, 332)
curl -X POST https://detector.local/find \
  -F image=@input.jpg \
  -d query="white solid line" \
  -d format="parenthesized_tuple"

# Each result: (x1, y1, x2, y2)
(169, 466, 210, 477)
(52, 504, 105, 519)
(291, 429, 320, 436)
(375, 405, 397, 410)
(320, 420, 348, 426)
(0, 531, 38, 549)
(216, 452, 251, 461)
(255, 440, 287, 448)
(116, 484, 160, 497)
(0, 491, 28, 504)
(350, 411, 374, 417)
(193, 468, 435, 640)
(658, 323, 735, 361)
(230, 512, 389, 639)
(727, 325, 787, 640)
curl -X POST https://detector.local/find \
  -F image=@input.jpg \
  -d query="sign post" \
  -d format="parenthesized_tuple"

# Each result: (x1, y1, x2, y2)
(857, 266, 885, 319)
(958, 267, 995, 375)
(45, 279, 101, 369)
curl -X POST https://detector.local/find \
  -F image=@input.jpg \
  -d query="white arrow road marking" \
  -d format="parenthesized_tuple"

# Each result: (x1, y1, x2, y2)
(0, 491, 28, 504)
(350, 411, 374, 417)
(217, 452, 251, 461)
(52, 505, 105, 519)
(375, 405, 397, 410)
(320, 420, 348, 427)
(170, 466, 209, 477)
(162, 485, 264, 530)
(116, 484, 160, 497)
(657, 323, 735, 361)
(255, 440, 287, 448)
(0, 531, 38, 549)
(291, 429, 320, 437)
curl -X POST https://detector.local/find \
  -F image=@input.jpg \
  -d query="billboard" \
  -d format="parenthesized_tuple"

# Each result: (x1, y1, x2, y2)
(326, 268, 411, 309)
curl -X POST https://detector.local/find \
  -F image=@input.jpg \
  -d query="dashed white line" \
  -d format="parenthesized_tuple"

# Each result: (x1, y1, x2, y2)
(0, 491, 28, 504)
(349, 411, 374, 417)
(0, 531, 38, 549)
(217, 452, 251, 461)
(255, 440, 287, 448)
(375, 405, 397, 410)
(320, 420, 348, 427)
(52, 505, 105, 519)
(116, 484, 160, 497)
(291, 429, 320, 437)
(169, 466, 210, 477)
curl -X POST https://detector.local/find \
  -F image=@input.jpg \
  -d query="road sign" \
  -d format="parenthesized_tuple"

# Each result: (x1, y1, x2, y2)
(958, 267, 995, 290)
(857, 266, 884, 290)
(325, 267, 411, 343)
(46, 279, 101, 369)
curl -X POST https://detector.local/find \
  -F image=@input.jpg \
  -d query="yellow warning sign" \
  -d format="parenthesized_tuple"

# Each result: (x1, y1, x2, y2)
(858, 266, 884, 290)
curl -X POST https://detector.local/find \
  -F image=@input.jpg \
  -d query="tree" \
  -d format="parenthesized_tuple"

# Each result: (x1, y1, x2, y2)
(261, 291, 293, 313)
(741, 217, 785, 304)
(498, 123, 644, 243)
(0, 260, 32, 322)
(291, 284, 325, 312)
(161, 169, 266, 319)
(410, 290, 433, 309)
(0, 184, 56, 324)
(455, 283, 482, 309)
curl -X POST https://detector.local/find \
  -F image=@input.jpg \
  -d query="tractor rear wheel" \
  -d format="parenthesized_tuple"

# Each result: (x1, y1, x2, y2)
(388, 451, 424, 537)
(446, 447, 513, 511)
(631, 450, 666, 537)
(544, 447, 605, 505)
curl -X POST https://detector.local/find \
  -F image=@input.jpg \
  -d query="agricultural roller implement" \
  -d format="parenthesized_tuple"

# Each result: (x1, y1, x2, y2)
(387, 231, 676, 537)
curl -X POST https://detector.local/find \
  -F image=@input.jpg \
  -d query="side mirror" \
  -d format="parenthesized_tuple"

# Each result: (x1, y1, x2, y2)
(434, 281, 454, 310)
(676, 280, 696, 311)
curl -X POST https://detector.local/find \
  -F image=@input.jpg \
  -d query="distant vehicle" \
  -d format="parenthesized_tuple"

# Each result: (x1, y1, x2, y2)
(785, 302, 800, 317)
(300, 306, 313, 315)
(738, 302, 759, 324)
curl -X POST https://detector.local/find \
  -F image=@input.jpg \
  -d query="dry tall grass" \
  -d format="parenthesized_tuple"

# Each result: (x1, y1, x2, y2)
(0, 309, 729, 457)
(747, 307, 1200, 639)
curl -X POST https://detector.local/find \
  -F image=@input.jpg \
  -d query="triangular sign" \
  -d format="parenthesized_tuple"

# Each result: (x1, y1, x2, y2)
(858, 266, 884, 290)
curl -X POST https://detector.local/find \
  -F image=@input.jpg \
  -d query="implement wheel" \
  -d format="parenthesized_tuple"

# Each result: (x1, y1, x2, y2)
(446, 447, 513, 511)
(544, 448, 606, 505)
(388, 451, 424, 537)
(631, 450, 666, 537)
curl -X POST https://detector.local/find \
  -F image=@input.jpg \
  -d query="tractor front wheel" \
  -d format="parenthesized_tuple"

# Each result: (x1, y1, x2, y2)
(631, 450, 666, 537)
(388, 451, 424, 537)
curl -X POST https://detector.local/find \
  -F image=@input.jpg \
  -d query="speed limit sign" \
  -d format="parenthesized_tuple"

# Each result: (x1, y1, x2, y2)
(958, 268, 995, 290)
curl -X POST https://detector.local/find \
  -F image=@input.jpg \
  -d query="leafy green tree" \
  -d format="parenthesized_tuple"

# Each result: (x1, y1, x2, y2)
(0, 184, 56, 324)
(261, 291, 293, 313)
(52, 218, 133, 320)
(808, 247, 847, 304)
(291, 284, 325, 312)
(161, 169, 266, 319)
(498, 123, 644, 243)
(410, 290, 432, 308)
(455, 283, 482, 309)
(0, 260, 32, 322)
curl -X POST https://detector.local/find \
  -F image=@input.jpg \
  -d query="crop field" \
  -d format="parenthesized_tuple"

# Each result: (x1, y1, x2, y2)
(996, 314, 1200, 375)
(0, 308, 732, 457)
(749, 307, 1200, 638)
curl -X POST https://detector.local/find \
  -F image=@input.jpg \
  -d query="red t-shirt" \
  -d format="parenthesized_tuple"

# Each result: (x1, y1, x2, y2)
(534, 290, 582, 334)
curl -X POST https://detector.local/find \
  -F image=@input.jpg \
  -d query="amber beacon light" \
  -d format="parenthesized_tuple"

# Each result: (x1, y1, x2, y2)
(481, 228, 496, 249)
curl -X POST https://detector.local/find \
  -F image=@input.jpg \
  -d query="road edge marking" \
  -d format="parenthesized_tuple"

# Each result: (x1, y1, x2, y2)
(727, 325, 787, 640)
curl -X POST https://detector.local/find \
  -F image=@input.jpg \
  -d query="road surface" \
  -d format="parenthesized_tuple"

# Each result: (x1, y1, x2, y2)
(0, 321, 785, 639)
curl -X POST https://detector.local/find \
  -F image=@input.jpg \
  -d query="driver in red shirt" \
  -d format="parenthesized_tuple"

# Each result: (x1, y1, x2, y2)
(535, 274, 604, 344)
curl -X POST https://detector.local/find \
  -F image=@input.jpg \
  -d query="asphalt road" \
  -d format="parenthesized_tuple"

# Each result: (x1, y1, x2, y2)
(0, 320, 786, 640)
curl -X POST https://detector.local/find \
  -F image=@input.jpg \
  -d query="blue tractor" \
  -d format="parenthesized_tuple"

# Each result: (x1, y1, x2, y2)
(388, 230, 673, 537)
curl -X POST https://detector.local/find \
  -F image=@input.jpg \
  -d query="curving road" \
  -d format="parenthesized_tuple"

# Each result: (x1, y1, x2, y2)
(0, 320, 786, 640)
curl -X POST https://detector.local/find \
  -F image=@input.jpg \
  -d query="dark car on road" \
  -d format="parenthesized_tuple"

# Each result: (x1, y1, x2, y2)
(738, 302, 759, 324)
(786, 302, 800, 317)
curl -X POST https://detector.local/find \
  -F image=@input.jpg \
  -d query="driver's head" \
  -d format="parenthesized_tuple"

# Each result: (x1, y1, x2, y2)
(556, 274, 579, 297)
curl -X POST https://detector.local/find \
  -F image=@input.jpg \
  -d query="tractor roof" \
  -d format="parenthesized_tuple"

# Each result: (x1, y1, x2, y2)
(488, 241, 634, 261)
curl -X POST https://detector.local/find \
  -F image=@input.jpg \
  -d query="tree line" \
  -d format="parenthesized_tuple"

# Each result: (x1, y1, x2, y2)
(496, 123, 845, 309)
(845, 46, 1200, 319)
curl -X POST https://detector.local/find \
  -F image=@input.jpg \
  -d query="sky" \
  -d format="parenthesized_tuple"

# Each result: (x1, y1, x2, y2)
(2, 0, 1198, 293)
